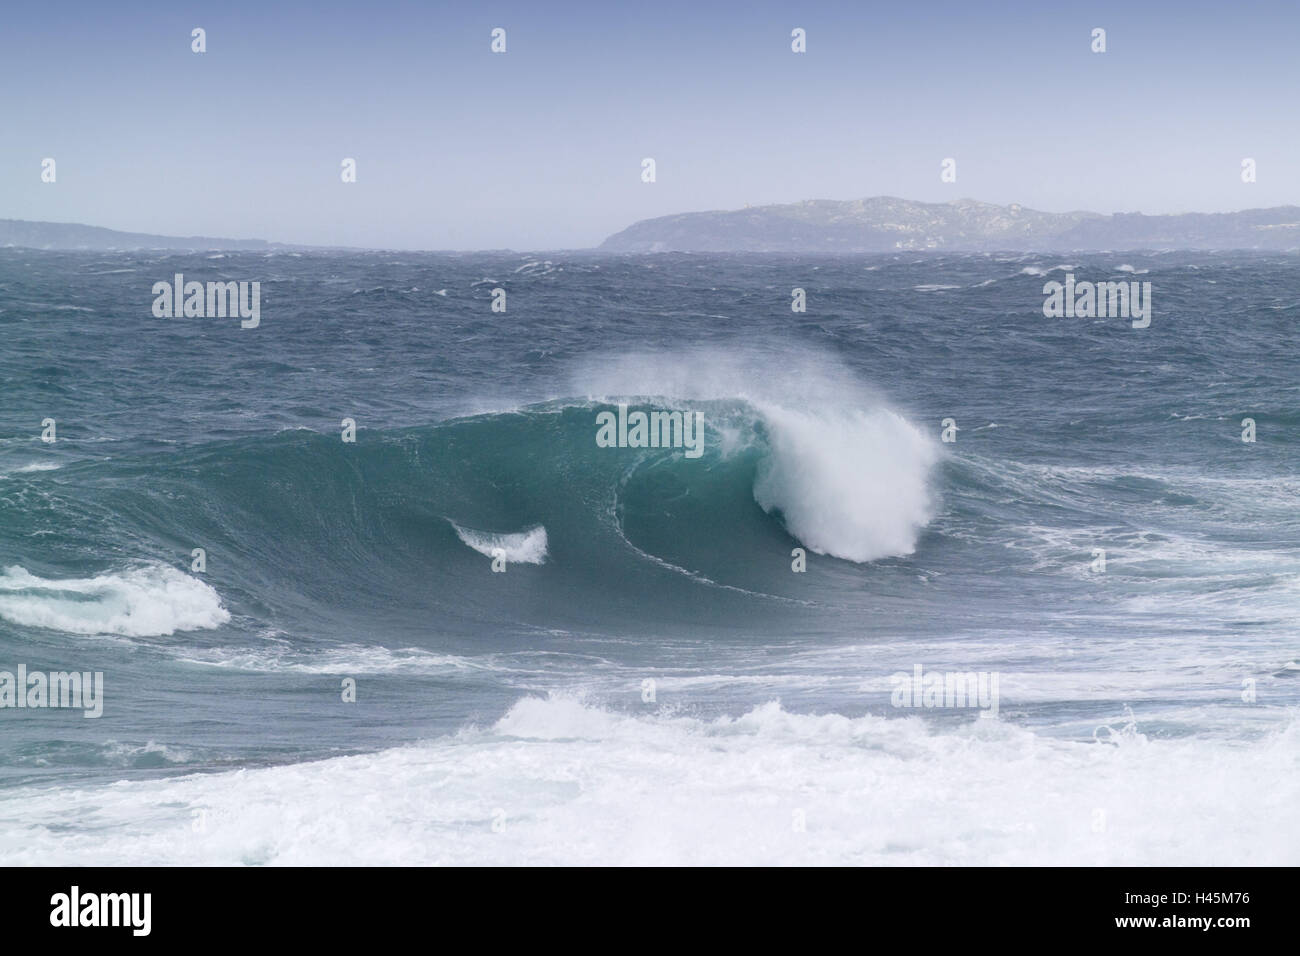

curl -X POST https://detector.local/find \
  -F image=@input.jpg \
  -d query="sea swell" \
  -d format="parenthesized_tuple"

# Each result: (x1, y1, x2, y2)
(0, 387, 941, 640)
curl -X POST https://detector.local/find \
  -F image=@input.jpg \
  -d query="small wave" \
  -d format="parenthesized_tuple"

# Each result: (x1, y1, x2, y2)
(176, 643, 488, 675)
(100, 740, 195, 765)
(451, 523, 549, 565)
(0, 564, 230, 637)
(513, 260, 558, 275)
(1019, 264, 1076, 277)
(0, 462, 61, 478)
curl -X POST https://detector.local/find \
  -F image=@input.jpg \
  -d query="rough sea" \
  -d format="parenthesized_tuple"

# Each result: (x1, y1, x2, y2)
(0, 248, 1296, 864)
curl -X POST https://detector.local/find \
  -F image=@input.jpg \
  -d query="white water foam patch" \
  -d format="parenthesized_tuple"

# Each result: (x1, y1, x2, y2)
(176, 643, 490, 675)
(452, 523, 548, 565)
(0, 697, 1296, 865)
(753, 404, 939, 562)
(100, 741, 195, 765)
(0, 462, 63, 479)
(1019, 263, 1076, 276)
(13, 462, 60, 473)
(0, 564, 229, 637)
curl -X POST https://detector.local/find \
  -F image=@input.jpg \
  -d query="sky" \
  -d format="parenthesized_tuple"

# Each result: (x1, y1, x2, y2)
(2, 0, 1298, 249)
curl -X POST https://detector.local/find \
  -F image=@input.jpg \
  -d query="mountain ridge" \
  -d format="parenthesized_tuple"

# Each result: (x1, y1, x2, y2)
(599, 197, 1300, 252)
(7, 199, 1300, 253)
(0, 218, 288, 251)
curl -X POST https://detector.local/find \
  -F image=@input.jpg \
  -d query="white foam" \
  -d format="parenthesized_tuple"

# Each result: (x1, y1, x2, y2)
(1019, 264, 1076, 276)
(0, 564, 230, 637)
(452, 523, 549, 565)
(753, 403, 939, 562)
(0, 696, 1295, 865)
(0, 462, 62, 479)
(100, 740, 194, 764)
(176, 643, 487, 675)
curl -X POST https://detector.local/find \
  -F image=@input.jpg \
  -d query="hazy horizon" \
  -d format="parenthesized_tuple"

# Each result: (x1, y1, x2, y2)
(5, 0, 1298, 250)
(10, 192, 1300, 253)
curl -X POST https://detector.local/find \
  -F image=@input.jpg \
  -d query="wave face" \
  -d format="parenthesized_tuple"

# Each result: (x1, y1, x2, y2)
(0, 345, 943, 648)
(1, 249, 1298, 864)
(0, 391, 937, 639)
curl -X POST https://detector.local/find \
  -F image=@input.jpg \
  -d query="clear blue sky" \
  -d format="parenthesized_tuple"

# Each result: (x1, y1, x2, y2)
(2, 0, 1296, 249)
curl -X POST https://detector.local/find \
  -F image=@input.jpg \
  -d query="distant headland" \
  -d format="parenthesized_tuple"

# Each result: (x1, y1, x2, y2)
(599, 197, 1300, 253)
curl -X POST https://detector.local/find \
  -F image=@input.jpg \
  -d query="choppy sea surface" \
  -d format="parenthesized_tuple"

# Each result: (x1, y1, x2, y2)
(0, 248, 1296, 865)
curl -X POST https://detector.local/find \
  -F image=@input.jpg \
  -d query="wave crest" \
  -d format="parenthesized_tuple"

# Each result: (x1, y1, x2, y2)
(752, 403, 939, 562)
(0, 564, 229, 637)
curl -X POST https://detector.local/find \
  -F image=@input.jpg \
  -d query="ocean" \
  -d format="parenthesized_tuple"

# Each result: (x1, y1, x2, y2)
(0, 248, 1296, 865)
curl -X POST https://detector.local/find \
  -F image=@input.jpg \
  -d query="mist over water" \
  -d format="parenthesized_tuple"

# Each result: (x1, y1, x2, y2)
(1, 249, 1297, 864)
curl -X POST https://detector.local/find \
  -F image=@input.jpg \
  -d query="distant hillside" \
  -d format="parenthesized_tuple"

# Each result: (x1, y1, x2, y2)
(0, 219, 277, 251)
(9, 201, 1300, 254)
(600, 197, 1300, 253)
